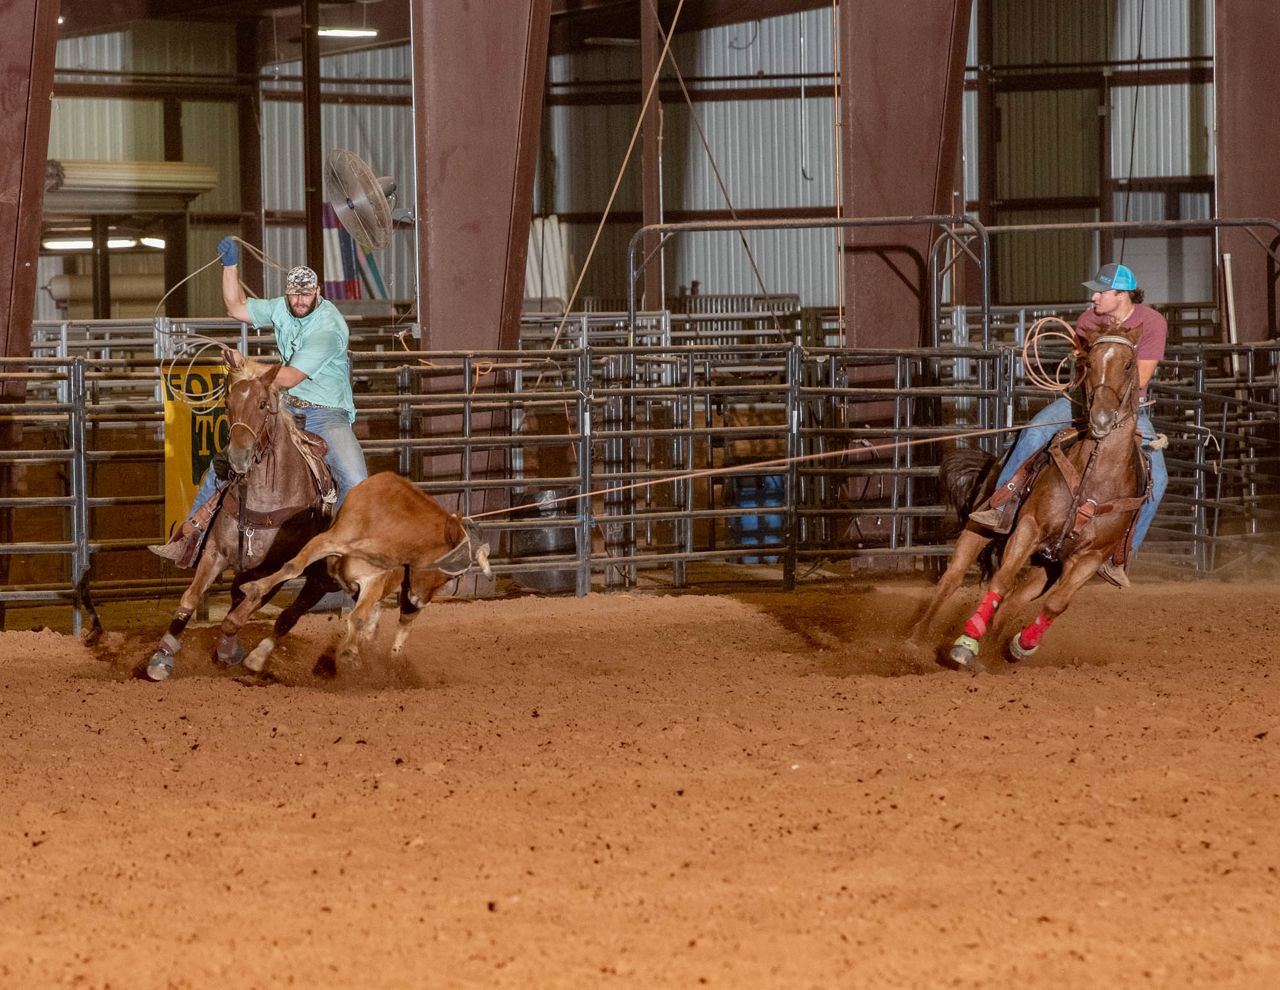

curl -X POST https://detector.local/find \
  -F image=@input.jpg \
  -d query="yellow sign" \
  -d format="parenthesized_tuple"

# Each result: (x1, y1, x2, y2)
(161, 366, 230, 537)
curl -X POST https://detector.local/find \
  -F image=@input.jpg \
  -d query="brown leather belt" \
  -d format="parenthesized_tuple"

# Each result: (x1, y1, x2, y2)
(283, 394, 338, 411)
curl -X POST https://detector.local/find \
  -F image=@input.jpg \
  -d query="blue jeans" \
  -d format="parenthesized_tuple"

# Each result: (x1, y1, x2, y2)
(190, 405, 368, 515)
(994, 396, 1167, 557)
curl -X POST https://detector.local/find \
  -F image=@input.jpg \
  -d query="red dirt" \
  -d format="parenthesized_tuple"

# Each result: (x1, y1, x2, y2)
(1, 579, 1278, 988)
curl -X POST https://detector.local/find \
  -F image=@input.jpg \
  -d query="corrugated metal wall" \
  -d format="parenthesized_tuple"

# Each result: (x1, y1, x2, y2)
(37, 2, 1219, 321)
(260, 47, 416, 304)
(546, 8, 842, 307)
(989, 0, 1214, 302)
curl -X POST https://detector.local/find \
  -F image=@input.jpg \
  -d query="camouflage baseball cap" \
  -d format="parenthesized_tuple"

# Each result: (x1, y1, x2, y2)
(285, 265, 319, 294)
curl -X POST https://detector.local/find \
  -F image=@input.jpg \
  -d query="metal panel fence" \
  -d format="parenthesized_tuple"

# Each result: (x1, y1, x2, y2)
(3, 324, 1279, 632)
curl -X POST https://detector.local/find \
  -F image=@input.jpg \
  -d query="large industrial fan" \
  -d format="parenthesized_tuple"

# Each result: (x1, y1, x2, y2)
(324, 147, 398, 251)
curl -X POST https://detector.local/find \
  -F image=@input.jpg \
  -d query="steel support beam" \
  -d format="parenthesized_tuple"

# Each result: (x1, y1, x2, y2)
(840, 0, 972, 348)
(409, 0, 551, 558)
(236, 20, 264, 297)
(410, 0, 551, 351)
(300, 0, 325, 284)
(640, 0, 663, 311)
(0, 0, 57, 376)
(1215, 0, 1280, 342)
(0, 0, 60, 623)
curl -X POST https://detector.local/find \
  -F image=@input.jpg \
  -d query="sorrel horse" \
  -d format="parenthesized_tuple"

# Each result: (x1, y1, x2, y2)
(145, 360, 337, 680)
(913, 322, 1150, 670)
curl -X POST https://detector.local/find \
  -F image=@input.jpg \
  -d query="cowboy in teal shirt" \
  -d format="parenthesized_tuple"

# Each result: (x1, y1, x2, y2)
(244, 294, 357, 423)
(149, 244, 369, 567)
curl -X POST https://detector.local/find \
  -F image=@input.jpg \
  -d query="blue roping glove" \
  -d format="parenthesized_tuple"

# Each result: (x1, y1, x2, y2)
(218, 236, 239, 267)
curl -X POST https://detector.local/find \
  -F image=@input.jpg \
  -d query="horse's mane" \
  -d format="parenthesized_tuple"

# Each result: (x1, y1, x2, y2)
(227, 356, 275, 384)
(1082, 319, 1143, 349)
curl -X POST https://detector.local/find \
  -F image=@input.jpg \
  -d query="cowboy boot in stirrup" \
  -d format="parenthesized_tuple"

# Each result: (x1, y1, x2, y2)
(968, 497, 1018, 535)
(148, 520, 202, 568)
(148, 497, 219, 569)
(1096, 559, 1131, 589)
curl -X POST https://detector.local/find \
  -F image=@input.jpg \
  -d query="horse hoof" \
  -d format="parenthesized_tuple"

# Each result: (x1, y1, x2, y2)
(948, 635, 981, 671)
(1008, 636, 1039, 662)
(216, 637, 245, 667)
(145, 650, 175, 682)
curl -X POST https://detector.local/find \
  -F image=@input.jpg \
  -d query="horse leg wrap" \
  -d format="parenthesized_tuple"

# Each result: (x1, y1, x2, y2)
(963, 591, 1003, 639)
(1018, 611, 1054, 652)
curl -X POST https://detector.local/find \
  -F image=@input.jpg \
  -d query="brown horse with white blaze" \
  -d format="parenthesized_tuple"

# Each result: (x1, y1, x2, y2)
(913, 322, 1150, 670)
(145, 360, 337, 681)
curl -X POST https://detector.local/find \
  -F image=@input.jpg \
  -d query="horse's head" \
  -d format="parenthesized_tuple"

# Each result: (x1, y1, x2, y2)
(224, 363, 283, 476)
(1075, 322, 1144, 439)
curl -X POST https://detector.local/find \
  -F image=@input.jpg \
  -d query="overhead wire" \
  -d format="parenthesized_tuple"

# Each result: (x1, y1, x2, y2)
(1117, 0, 1147, 265)
(644, 0, 784, 338)
(543, 0, 688, 356)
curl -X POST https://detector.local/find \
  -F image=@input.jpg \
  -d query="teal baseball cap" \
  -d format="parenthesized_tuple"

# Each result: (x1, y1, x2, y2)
(1083, 263, 1138, 293)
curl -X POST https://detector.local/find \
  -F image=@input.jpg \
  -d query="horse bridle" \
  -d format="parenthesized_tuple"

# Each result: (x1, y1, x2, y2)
(1078, 334, 1138, 430)
(227, 391, 279, 469)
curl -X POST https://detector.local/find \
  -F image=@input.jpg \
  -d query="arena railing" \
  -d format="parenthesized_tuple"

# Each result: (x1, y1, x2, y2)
(2, 338, 1278, 630)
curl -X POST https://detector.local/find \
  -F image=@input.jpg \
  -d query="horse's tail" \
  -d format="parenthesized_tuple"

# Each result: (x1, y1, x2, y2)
(940, 446, 998, 526)
(940, 446, 1004, 581)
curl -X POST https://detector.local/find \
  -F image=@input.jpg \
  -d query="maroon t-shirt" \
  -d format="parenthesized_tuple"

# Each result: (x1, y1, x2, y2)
(1076, 302, 1168, 397)
(1076, 302, 1168, 362)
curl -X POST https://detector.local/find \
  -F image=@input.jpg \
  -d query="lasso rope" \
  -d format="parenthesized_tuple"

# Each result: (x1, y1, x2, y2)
(154, 237, 292, 410)
(466, 418, 1073, 522)
(1020, 316, 1080, 393)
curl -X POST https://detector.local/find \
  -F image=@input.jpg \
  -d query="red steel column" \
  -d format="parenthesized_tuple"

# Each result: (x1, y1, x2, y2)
(411, 0, 551, 351)
(301, 0, 325, 284)
(0, 0, 59, 619)
(0, 0, 58, 376)
(840, 0, 972, 348)
(1215, 0, 1280, 342)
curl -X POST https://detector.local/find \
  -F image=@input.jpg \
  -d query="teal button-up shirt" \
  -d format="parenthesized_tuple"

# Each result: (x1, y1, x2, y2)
(245, 296, 356, 422)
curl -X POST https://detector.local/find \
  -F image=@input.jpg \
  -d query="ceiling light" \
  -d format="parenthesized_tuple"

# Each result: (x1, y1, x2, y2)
(43, 238, 93, 250)
(108, 238, 138, 249)
(318, 27, 378, 38)
(140, 236, 166, 249)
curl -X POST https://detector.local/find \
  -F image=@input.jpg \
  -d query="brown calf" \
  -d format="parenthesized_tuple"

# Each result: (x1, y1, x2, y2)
(221, 471, 491, 675)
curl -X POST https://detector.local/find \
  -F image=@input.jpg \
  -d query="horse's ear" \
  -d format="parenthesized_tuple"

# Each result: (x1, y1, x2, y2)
(262, 363, 282, 388)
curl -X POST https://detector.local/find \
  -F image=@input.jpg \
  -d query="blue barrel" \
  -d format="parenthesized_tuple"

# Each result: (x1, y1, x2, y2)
(725, 474, 785, 564)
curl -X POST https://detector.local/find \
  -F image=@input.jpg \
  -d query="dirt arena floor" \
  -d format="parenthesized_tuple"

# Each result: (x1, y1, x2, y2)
(1, 576, 1278, 989)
